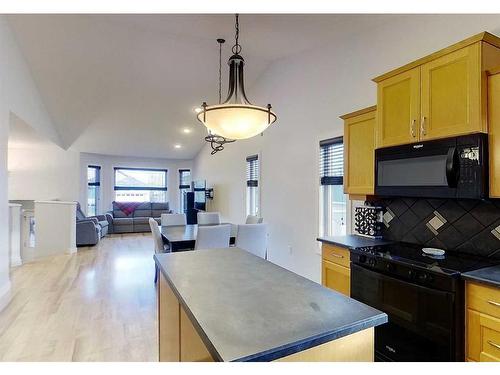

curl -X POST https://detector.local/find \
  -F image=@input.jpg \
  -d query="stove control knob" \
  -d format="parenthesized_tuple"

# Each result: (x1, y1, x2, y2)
(419, 273, 431, 282)
(408, 270, 415, 279)
(386, 263, 395, 272)
(419, 273, 426, 281)
(368, 258, 376, 267)
(358, 255, 367, 264)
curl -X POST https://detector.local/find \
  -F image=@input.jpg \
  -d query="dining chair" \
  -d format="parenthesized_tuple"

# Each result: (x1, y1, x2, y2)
(161, 213, 187, 226)
(245, 214, 264, 224)
(197, 211, 221, 225)
(194, 224, 231, 250)
(236, 223, 268, 259)
(149, 218, 169, 283)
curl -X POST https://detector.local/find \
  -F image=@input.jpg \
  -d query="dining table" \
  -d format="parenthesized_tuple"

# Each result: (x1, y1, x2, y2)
(160, 223, 237, 251)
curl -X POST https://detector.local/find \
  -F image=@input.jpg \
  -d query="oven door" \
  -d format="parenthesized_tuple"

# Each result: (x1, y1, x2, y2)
(351, 263, 457, 361)
(375, 137, 460, 198)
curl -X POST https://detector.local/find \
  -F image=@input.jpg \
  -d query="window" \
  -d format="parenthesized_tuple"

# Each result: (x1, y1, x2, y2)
(114, 167, 168, 202)
(87, 165, 101, 216)
(246, 155, 260, 216)
(179, 169, 191, 213)
(319, 137, 347, 237)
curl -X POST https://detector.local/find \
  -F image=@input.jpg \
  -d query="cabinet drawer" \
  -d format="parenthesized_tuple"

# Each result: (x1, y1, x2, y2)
(467, 308, 500, 362)
(322, 244, 350, 268)
(322, 260, 350, 297)
(467, 282, 500, 319)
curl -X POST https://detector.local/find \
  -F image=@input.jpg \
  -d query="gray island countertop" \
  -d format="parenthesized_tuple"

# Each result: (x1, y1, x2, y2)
(154, 248, 387, 362)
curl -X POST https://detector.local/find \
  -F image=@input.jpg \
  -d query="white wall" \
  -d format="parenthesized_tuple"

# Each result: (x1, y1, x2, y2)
(0, 16, 61, 310)
(79, 153, 193, 215)
(8, 145, 80, 202)
(193, 15, 500, 283)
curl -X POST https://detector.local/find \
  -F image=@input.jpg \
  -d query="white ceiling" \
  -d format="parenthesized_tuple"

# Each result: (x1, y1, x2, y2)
(7, 14, 397, 159)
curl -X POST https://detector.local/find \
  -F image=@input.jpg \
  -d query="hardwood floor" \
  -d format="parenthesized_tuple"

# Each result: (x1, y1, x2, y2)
(0, 233, 158, 361)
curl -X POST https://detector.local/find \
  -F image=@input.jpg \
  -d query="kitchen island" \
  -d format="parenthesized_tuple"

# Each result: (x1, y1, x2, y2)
(154, 248, 387, 362)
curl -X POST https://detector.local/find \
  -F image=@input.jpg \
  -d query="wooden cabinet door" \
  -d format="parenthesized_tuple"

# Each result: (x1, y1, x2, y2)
(489, 70, 500, 198)
(467, 309, 500, 362)
(344, 109, 375, 195)
(322, 260, 350, 297)
(420, 44, 482, 140)
(376, 67, 420, 148)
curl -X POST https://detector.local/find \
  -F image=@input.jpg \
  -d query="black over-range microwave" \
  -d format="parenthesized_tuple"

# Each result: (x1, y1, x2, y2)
(375, 133, 488, 199)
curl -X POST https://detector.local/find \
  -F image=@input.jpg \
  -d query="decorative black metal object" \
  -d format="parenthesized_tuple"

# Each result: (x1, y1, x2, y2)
(204, 38, 235, 155)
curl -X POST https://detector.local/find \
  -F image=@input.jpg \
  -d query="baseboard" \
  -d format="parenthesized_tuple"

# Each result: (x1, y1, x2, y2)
(10, 258, 22, 267)
(67, 247, 78, 254)
(0, 281, 12, 312)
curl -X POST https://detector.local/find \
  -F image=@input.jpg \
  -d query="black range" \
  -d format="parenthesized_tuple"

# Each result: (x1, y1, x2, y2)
(349, 242, 498, 362)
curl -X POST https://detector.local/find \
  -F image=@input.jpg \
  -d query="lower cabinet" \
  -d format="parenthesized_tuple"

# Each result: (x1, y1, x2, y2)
(466, 281, 500, 362)
(321, 243, 350, 296)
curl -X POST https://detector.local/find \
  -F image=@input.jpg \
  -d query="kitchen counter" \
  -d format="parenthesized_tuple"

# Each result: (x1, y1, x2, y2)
(317, 234, 392, 250)
(154, 248, 387, 362)
(462, 264, 500, 288)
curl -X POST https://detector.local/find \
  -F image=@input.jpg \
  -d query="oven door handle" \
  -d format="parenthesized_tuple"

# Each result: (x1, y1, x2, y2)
(446, 146, 460, 188)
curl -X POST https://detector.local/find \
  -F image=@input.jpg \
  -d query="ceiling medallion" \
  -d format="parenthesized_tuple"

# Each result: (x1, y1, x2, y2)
(197, 14, 277, 148)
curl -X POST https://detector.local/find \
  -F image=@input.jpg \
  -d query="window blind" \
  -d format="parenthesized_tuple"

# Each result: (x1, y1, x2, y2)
(320, 137, 343, 185)
(88, 165, 101, 187)
(246, 155, 259, 187)
(113, 167, 168, 191)
(179, 169, 191, 189)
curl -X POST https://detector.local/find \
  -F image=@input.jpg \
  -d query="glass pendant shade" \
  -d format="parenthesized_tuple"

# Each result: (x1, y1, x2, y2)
(197, 54, 277, 139)
(199, 104, 276, 140)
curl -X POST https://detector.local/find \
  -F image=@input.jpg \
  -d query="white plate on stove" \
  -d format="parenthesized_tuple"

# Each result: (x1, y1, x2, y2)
(422, 247, 445, 256)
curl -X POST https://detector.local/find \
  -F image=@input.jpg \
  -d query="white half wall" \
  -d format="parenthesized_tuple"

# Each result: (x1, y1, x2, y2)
(0, 15, 61, 311)
(193, 15, 500, 283)
(79, 153, 193, 215)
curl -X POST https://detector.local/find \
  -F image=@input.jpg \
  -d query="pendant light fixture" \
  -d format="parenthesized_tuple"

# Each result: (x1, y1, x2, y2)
(197, 14, 277, 141)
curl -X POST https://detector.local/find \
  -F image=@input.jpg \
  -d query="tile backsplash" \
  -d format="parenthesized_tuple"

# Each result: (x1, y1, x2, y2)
(373, 197, 500, 259)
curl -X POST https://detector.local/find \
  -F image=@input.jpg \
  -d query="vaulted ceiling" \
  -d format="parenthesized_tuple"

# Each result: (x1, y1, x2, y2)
(7, 14, 396, 159)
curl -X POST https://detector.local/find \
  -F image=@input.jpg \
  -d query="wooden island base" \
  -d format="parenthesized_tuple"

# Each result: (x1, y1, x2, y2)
(158, 274, 374, 362)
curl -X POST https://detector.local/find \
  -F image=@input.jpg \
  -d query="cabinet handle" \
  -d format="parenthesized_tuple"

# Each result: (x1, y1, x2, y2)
(420, 116, 427, 136)
(488, 300, 500, 307)
(329, 252, 344, 259)
(410, 119, 416, 138)
(487, 340, 500, 350)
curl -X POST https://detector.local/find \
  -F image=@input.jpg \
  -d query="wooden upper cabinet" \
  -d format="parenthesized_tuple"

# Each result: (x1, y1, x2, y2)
(376, 67, 420, 148)
(489, 67, 500, 198)
(420, 44, 482, 140)
(373, 32, 500, 148)
(342, 106, 376, 195)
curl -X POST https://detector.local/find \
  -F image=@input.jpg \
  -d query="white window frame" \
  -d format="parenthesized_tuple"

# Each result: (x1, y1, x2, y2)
(178, 168, 191, 214)
(318, 137, 351, 238)
(87, 165, 101, 216)
(246, 154, 260, 217)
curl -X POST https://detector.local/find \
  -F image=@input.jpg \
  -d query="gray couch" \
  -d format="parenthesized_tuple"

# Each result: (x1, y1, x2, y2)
(76, 203, 111, 246)
(108, 202, 172, 233)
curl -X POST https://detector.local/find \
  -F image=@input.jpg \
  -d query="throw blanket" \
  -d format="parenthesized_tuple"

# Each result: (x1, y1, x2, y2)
(115, 202, 143, 216)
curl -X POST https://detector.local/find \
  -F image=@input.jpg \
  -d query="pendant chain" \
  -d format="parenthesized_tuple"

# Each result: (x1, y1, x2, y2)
(218, 40, 222, 104)
(232, 14, 241, 55)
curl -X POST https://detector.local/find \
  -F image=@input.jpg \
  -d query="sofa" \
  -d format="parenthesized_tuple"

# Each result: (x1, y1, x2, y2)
(76, 202, 111, 246)
(108, 202, 172, 233)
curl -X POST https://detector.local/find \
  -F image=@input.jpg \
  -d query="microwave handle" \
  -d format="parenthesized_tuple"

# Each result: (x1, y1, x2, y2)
(446, 147, 460, 188)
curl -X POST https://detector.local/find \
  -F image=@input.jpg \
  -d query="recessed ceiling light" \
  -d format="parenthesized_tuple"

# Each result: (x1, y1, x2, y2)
(174, 144, 182, 149)
(182, 128, 192, 134)
(193, 107, 202, 114)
